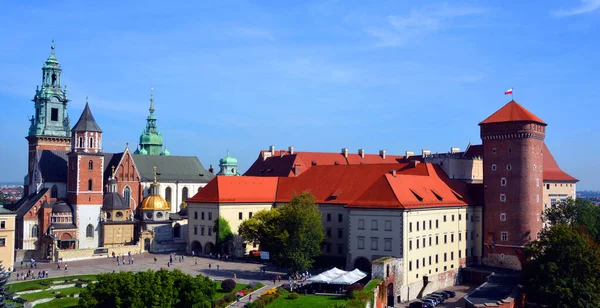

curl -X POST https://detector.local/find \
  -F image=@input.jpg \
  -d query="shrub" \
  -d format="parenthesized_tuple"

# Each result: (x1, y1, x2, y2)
(346, 283, 363, 298)
(221, 279, 237, 293)
(287, 292, 300, 300)
(223, 293, 237, 303)
(38, 281, 51, 286)
(55, 293, 67, 299)
(248, 281, 258, 289)
(262, 288, 277, 296)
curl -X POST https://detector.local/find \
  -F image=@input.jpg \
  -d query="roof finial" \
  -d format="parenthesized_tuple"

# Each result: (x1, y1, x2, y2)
(227, 149, 230, 157)
(51, 39, 55, 54)
(149, 87, 155, 110)
(111, 165, 115, 178)
(85, 96, 89, 105)
(153, 165, 157, 184)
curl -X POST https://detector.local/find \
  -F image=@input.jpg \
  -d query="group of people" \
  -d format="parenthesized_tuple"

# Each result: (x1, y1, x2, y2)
(167, 254, 184, 268)
(113, 251, 134, 266)
(20, 258, 37, 269)
(16, 269, 49, 280)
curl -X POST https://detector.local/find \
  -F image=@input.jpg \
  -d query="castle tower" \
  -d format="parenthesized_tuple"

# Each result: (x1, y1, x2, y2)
(217, 150, 240, 176)
(25, 42, 72, 195)
(135, 88, 166, 155)
(67, 100, 103, 249)
(480, 100, 546, 270)
(101, 166, 135, 247)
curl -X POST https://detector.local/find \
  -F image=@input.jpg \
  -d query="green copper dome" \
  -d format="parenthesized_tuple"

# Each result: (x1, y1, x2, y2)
(219, 155, 237, 165)
(136, 88, 166, 156)
(160, 147, 170, 156)
(139, 147, 148, 155)
(217, 151, 240, 176)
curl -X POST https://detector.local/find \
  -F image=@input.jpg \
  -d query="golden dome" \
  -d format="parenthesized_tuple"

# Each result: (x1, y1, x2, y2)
(140, 195, 170, 211)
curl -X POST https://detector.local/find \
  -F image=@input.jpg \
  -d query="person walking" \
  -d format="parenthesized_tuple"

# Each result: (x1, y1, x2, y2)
(208, 263, 211, 269)
(57, 263, 60, 270)
(64, 263, 68, 271)
(249, 294, 252, 302)
(154, 257, 157, 264)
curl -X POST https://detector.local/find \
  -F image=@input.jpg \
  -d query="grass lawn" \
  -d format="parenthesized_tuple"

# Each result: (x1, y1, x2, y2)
(363, 278, 381, 293)
(9, 274, 97, 292)
(35, 297, 80, 308)
(267, 290, 348, 308)
(213, 282, 248, 301)
(19, 286, 83, 302)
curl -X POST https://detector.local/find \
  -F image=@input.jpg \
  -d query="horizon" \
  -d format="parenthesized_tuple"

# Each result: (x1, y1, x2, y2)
(0, 1, 596, 189)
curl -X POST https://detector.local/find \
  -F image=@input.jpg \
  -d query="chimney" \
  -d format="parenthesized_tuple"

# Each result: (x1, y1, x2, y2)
(405, 151, 414, 158)
(379, 149, 386, 160)
(280, 150, 285, 157)
(342, 148, 348, 158)
(390, 169, 397, 177)
(269, 145, 275, 155)
(450, 147, 460, 154)
(288, 146, 294, 155)
(422, 149, 431, 157)
(358, 149, 365, 158)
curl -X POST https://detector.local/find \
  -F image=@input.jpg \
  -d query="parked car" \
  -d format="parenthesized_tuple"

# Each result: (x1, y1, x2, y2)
(421, 298, 438, 306)
(409, 302, 424, 308)
(432, 292, 449, 300)
(426, 294, 444, 303)
(442, 290, 456, 298)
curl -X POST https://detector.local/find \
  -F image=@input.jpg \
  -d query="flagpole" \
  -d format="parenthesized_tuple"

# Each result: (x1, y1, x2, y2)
(512, 87, 514, 101)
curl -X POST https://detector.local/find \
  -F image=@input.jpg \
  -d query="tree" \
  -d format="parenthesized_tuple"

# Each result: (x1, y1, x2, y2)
(521, 224, 600, 307)
(239, 191, 325, 271)
(544, 197, 600, 243)
(0, 261, 14, 308)
(213, 217, 233, 254)
(79, 269, 215, 308)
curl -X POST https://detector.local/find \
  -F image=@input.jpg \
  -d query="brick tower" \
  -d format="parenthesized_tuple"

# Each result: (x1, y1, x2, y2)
(26, 42, 72, 195)
(480, 100, 547, 270)
(67, 100, 103, 249)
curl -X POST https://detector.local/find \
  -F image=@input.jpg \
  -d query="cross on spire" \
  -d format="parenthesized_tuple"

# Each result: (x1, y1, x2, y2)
(51, 39, 55, 54)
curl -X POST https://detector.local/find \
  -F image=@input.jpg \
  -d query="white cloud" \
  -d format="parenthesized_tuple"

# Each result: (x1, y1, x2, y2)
(553, 0, 600, 17)
(365, 3, 487, 47)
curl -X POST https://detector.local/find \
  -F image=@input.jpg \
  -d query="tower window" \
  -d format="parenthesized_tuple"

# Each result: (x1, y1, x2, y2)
(165, 187, 172, 204)
(86, 224, 94, 238)
(78, 137, 83, 148)
(123, 186, 131, 207)
(500, 194, 506, 202)
(51, 185, 58, 198)
(51, 108, 59, 121)
(88, 160, 93, 171)
(508, 148, 512, 154)
(492, 148, 496, 154)
(506, 164, 512, 171)
(536, 195, 540, 203)
(501, 232, 508, 241)
(500, 213, 506, 221)
(89, 137, 94, 148)
(501, 178, 506, 186)
(88, 179, 93, 191)
(492, 164, 497, 171)
(533, 164, 537, 171)
(182, 187, 189, 201)
(51, 73, 57, 85)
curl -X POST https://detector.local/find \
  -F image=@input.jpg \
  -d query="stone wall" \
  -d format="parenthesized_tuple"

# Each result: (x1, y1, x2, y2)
(371, 257, 404, 305)
(56, 243, 143, 262)
(399, 267, 461, 302)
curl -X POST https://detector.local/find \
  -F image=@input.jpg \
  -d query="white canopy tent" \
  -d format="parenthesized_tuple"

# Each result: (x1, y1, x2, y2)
(308, 267, 348, 283)
(308, 267, 367, 285)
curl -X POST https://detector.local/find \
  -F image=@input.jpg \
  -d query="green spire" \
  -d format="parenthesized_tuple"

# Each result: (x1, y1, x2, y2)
(137, 87, 164, 155)
(218, 150, 240, 176)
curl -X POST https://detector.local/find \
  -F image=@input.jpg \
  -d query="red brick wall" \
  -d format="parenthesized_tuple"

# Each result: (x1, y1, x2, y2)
(68, 154, 104, 205)
(115, 152, 141, 211)
(481, 121, 545, 268)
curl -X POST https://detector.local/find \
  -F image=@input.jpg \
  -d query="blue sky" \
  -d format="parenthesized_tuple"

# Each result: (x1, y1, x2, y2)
(0, 0, 598, 189)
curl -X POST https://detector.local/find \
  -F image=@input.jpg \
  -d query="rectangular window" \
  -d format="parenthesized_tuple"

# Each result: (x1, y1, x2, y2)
(422, 221, 426, 230)
(429, 220, 432, 229)
(416, 239, 420, 249)
(459, 250, 462, 258)
(471, 230, 475, 240)
(443, 215, 447, 222)
(371, 220, 378, 230)
(357, 237, 365, 249)
(452, 215, 455, 221)
(500, 213, 506, 221)
(409, 261, 412, 271)
(429, 256, 432, 265)
(422, 238, 426, 248)
(451, 251, 454, 260)
(501, 231, 508, 241)
(327, 228, 331, 238)
(201, 226, 205, 236)
(444, 234, 447, 244)
(0, 221, 4, 229)
(501, 178, 507, 186)
(429, 236, 432, 246)
(466, 213, 469, 220)
(51, 108, 59, 121)
(201, 212, 205, 220)
(0, 238, 5, 247)
(326, 243, 331, 253)
(409, 240, 413, 250)
(338, 228, 343, 239)
(338, 214, 343, 222)
(327, 214, 331, 222)
(416, 222, 419, 231)
(500, 194, 506, 202)
(194, 212, 198, 220)
(208, 227, 212, 236)
(358, 219, 365, 230)
(384, 238, 392, 251)
(337, 244, 344, 254)
(416, 259, 419, 269)
(409, 222, 413, 232)
(385, 220, 392, 231)
(546, 184, 550, 190)
(249, 212, 253, 219)
(436, 219, 439, 228)
(436, 235, 439, 245)
(459, 214, 462, 221)
(194, 226, 198, 235)
(371, 238, 378, 250)
(208, 212, 212, 220)
(435, 254, 439, 263)
(444, 253, 447, 262)
(451, 233, 455, 243)
(239, 212, 243, 220)
(459, 233, 462, 241)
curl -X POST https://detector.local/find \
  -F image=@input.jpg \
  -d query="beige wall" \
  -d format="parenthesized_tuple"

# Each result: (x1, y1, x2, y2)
(543, 181, 576, 210)
(320, 204, 348, 258)
(425, 157, 483, 183)
(0, 213, 16, 270)
(102, 224, 135, 247)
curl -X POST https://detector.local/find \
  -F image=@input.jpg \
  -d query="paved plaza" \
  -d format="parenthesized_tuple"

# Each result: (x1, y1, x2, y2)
(9, 252, 287, 285)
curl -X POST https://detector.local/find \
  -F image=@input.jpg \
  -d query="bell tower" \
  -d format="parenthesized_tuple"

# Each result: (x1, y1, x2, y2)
(25, 41, 71, 195)
(480, 100, 546, 270)
(67, 99, 104, 249)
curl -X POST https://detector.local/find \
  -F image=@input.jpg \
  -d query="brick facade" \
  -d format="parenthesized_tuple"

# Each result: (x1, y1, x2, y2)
(25, 135, 70, 195)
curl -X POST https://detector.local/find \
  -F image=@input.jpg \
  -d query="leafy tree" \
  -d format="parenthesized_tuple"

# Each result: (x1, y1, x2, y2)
(239, 191, 325, 271)
(521, 224, 600, 307)
(544, 197, 600, 243)
(79, 269, 215, 308)
(213, 217, 233, 253)
(0, 261, 14, 308)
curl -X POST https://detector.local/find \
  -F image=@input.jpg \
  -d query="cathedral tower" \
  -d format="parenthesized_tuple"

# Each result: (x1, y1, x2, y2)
(67, 100, 103, 249)
(480, 100, 546, 270)
(135, 89, 169, 155)
(26, 42, 71, 195)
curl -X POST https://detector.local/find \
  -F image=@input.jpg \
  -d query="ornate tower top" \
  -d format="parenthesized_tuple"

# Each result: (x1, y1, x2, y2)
(135, 88, 165, 155)
(29, 41, 71, 137)
(218, 150, 240, 176)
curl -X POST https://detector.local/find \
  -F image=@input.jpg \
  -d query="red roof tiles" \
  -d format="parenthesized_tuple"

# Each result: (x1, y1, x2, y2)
(543, 143, 578, 182)
(187, 176, 278, 203)
(480, 101, 546, 125)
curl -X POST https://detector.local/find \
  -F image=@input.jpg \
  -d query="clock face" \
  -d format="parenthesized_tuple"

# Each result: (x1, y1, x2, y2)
(145, 212, 152, 219)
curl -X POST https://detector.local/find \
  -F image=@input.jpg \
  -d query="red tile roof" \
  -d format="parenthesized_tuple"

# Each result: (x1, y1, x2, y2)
(187, 176, 278, 203)
(244, 149, 406, 177)
(543, 143, 578, 182)
(480, 101, 546, 125)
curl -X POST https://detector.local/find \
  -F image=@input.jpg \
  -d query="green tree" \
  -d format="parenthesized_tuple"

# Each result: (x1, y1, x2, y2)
(0, 261, 14, 308)
(521, 224, 600, 307)
(544, 197, 600, 243)
(239, 191, 325, 271)
(213, 217, 233, 253)
(79, 269, 215, 308)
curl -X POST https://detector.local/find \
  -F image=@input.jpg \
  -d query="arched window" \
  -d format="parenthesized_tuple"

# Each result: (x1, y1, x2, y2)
(78, 137, 83, 148)
(88, 160, 93, 171)
(182, 187, 189, 201)
(174, 223, 181, 238)
(86, 224, 94, 238)
(51, 74, 57, 85)
(51, 185, 58, 198)
(89, 137, 94, 148)
(165, 187, 172, 204)
(123, 186, 131, 208)
(88, 179, 93, 191)
(32, 225, 39, 237)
